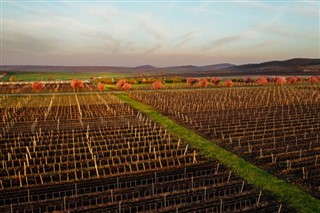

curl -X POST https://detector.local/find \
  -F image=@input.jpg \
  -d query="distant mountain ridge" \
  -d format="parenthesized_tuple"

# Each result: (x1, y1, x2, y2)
(1, 58, 319, 76)
(0, 63, 236, 73)
(232, 58, 320, 70)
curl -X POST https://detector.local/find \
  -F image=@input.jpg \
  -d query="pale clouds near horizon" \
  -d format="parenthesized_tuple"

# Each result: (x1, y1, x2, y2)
(1, 1, 319, 66)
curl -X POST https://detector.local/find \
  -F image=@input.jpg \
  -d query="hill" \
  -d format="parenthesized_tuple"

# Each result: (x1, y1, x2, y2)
(1, 58, 319, 77)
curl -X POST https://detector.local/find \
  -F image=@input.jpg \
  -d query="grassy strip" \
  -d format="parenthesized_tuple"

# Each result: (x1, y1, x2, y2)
(116, 93, 320, 213)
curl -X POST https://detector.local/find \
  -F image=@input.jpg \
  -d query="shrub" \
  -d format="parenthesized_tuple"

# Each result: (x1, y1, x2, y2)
(256, 77, 268, 86)
(116, 80, 125, 88)
(309, 76, 319, 84)
(243, 77, 254, 84)
(187, 78, 199, 87)
(287, 76, 298, 84)
(122, 83, 132, 90)
(224, 79, 233, 87)
(152, 81, 164, 89)
(70, 79, 84, 91)
(97, 82, 105, 92)
(199, 79, 209, 88)
(211, 77, 221, 86)
(31, 82, 44, 92)
(276, 76, 286, 85)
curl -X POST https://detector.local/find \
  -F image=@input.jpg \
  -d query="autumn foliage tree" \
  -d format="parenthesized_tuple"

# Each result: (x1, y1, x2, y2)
(116, 80, 125, 89)
(97, 82, 105, 92)
(187, 78, 199, 87)
(243, 77, 254, 84)
(256, 77, 268, 86)
(122, 83, 132, 91)
(224, 79, 233, 87)
(309, 76, 319, 84)
(211, 77, 221, 86)
(275, 76, 286, 85)
(199, 79, 209, 88)
(287, 76, 298, 84)
(152, 81, 164, 90)
(9, 76, 16, 82)
(70, 79, 84, 91)
(31, 82, 44, 92)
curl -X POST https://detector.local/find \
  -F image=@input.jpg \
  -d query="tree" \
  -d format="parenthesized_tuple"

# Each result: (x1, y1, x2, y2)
(199, 79, 208, 88)
(122, 83, 132, 90)
(187, 78, 199, 87)
(224, 79, 233, 87)
(97, 82, 105, 92)
(211, 77, 221, 86)
(116, 80, 125, 88)
(31, 82, 44, 92)
(276, 76, 286, 85)
(9, 76, 16, 82)
(70, 79, 84, 91)
(256, 77, 268, 86)
(309, 76, 319, 84)
(243, 77, 254, 84)
(287, 76, 298, 84)
(152, 81, 164, 89)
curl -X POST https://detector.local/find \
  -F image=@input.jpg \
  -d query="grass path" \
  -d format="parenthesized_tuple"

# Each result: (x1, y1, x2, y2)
(116, 93, 320, 213)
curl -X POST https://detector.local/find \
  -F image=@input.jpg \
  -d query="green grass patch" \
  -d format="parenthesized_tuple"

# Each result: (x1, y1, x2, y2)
(116, 93, 320, 213)
(2, 72, 131, 82)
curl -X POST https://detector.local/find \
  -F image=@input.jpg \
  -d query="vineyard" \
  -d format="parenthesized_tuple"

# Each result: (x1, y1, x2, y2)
(0, 82, 98, 93)
(0, 94, 288, 212)
(130, 86, 320, 199)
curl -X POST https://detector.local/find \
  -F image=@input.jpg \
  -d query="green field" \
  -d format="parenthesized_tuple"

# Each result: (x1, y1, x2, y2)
(1, 72, 132, 82)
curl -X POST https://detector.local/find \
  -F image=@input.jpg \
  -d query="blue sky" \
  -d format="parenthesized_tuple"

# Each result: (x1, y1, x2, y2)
(1, 0, 319, 66)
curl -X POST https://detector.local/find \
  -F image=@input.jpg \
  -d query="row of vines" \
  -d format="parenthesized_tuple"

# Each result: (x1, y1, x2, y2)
(0, 94, 289, 212)
(130, 85, 320, 199)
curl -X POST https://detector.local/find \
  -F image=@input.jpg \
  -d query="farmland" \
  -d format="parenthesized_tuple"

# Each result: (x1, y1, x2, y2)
(0, 94, 290, 212)
(130, 85, 320, 200)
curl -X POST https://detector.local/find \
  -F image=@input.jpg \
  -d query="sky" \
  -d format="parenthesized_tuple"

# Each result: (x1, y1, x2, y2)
(0, 0, 319, 66)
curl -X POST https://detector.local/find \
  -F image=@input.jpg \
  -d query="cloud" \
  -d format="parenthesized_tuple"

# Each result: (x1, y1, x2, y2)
(250, 40, 278, 50)
(140, 15, 168, 41)
(174, 31, 196, 49)
(204, 35, 243, 50)
(141, 42, 163, 55)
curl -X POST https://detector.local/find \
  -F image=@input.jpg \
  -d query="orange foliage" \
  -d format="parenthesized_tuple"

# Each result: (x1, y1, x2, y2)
(116, 80, 125, 88)
(211, 77, 221, 85)
(287, 76, 298, 84)
(31, 82, 44, 92)
(256, 77, 268, 86)
(199, 79, 208, 88)
(276, 76, 286, 85)
(152, 81, 164, 89)
(97, 82, 105, 92)
(309, 76, 319, 84)
(187, 78, 199, 87)
(70, 79, 84, 90)
(224, 79, 233, 87)
(122, 83, 132, 91)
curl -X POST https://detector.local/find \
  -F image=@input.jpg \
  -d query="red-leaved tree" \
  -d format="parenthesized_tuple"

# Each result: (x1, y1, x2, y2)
(256, 77, 268, 86)
(187, 78, 199, 87)
(116, 80, 125, 89)
(152, 81, 164, 90)
(224, 79, 233, 87)
(70, 79, 84, 91)
(122, 83, 132, 91)
(199, 79, 209, 88)
(287, 76, 298, 84)
(211, 77, 221, 86)
(243, 77, 254, 84)
(276, 76, 286, 85)
(309, 76, 319, 84)
(97, 82, 105, 92)
(31, 82, 44, 92)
